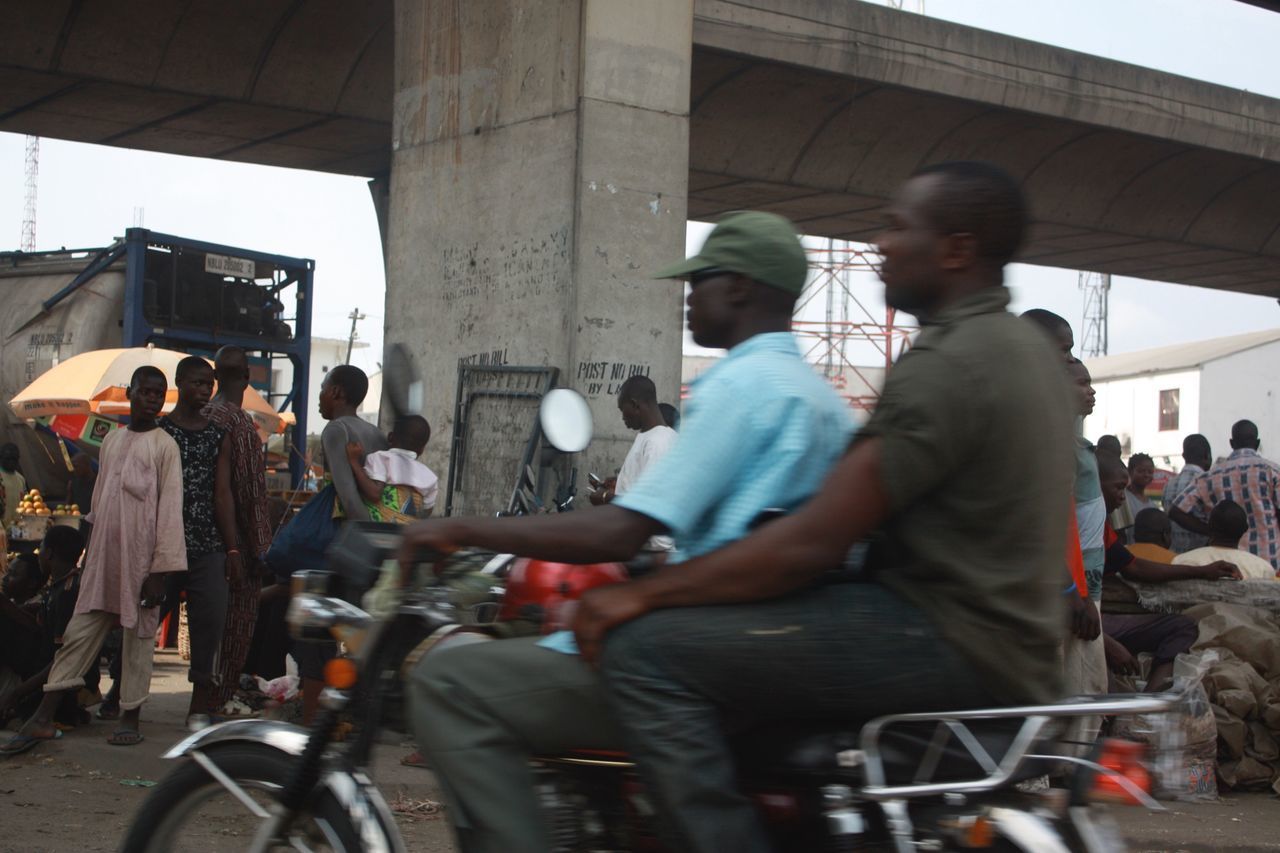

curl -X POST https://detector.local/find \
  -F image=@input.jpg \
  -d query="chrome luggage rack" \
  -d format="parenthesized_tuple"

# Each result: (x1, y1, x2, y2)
(853, 691, 1177, 806)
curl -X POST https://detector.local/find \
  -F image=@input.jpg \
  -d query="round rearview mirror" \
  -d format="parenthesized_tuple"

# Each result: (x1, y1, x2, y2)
(540, 389, 593, 452)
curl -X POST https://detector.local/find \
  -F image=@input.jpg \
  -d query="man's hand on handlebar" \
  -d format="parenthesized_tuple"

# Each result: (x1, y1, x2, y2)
(395, 518, 464, 586)
(572, 583, 650, 666)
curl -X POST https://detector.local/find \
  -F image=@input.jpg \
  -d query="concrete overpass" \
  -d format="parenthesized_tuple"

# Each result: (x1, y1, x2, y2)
(4, 0, 1280, 482)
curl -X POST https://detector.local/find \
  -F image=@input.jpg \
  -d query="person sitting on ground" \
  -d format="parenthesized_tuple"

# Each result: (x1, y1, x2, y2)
(0, 554, 46, 724)
(345, 414, 438, 522)
(1163, 434, 1212, 554)
(1174, 500, 1276, 580)
(1095, 452, 1238, 692)
(1, 366, 186, 755)
(0, 527, 88, 725)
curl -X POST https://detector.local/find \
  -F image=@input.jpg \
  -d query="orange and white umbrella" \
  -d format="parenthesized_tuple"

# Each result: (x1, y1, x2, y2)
(10, 345, 287, 437)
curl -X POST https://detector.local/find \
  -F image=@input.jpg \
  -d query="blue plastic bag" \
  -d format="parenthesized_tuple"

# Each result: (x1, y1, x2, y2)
(266, 485, 338, 580)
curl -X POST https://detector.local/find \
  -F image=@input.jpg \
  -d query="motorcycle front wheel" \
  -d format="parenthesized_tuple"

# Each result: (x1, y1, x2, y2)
(119, 742, 366, 853)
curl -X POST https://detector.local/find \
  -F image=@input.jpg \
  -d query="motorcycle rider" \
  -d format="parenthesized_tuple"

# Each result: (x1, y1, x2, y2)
(569, 161, 1076, 852)
(399, 210, 855, 852)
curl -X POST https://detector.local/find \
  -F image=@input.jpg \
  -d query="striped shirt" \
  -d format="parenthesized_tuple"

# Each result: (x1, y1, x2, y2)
(1172, 449, 1280, 571)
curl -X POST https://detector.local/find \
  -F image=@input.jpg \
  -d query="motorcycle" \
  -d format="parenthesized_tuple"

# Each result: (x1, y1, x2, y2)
(119, 390, 1186, 853)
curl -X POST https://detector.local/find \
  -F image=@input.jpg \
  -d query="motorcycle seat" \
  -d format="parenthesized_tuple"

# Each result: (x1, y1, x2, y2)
(731, 718, 1058, 787)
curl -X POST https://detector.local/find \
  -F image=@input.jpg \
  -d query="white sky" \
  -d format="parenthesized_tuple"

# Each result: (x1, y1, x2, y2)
(2, 0, 1279, 370)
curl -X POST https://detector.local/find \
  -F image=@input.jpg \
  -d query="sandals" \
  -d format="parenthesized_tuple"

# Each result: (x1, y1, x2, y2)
(0, 729, 62, 757)
(107, 728, 145, 746)
(97, 699, 121, 721)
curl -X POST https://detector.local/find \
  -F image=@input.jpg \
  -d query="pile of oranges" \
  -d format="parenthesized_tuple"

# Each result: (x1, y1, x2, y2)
(18, 489, 50, 516)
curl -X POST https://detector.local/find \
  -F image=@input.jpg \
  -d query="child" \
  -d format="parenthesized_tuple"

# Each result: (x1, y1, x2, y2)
(345, 415, 438, 523)
(1, 366, 186, 754)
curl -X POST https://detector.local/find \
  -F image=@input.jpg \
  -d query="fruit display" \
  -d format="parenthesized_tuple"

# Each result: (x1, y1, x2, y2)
(18, 489, 51, 517)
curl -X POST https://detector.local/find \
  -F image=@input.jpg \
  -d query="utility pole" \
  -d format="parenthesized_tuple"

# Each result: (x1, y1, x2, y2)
(345, 307, 366, 364)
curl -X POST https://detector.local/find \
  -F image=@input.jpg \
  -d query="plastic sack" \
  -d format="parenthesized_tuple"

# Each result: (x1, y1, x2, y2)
(265, 485, 338, 581)
(256, 674, 300, 703)
(1111, 649, 1219, 801)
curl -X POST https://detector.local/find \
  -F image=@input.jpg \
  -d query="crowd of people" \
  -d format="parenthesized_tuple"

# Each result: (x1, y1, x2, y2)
(0, 348, 439, 753)
(1, 159, 1278, 850)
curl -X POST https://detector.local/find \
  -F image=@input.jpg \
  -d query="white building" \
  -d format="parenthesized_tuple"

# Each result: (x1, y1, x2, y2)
(1084, 329, 1280, 471)
(271, 336, 370, 437)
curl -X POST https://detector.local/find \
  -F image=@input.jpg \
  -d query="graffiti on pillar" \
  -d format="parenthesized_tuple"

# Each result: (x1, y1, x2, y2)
(576, 361, 650, 397)
(441, 226, 571, 304)
(458, 348, 510, 367)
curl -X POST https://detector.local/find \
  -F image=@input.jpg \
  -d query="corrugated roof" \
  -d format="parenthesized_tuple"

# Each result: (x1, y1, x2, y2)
(1086, 328, 1280, 381)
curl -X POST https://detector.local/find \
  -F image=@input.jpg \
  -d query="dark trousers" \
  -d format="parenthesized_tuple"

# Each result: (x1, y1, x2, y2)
(164, 552, 229, 685)
(410, 582, 991, 853)
(1102, 613, 1198, 666)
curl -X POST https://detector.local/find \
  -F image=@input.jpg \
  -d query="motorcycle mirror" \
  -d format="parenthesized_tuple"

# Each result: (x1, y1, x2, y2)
(540, 389, 593, 452)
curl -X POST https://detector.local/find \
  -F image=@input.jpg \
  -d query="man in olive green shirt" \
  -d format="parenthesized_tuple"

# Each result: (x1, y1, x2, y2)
(0, 444, 28, 530)
(572, 161, 1076, 853)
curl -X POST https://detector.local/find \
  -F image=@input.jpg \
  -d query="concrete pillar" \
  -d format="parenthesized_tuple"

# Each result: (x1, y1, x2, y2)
(387, 0, 691, 513)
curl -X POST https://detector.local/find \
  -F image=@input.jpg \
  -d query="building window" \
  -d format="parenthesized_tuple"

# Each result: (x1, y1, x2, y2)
(1159, 389, 1180, 432)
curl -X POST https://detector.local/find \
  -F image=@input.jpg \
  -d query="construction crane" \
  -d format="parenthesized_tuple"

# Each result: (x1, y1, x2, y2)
(21, 135, 38, 252)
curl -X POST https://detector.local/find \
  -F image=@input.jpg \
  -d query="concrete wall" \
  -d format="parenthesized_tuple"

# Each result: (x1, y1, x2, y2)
(385, 0, 691, 513)
(1199, 343, 1280, 458)
(1085, 369, 1201, 468)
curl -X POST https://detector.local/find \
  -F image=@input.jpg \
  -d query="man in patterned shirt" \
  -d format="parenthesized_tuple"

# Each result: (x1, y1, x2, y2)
(203, 346, 272, 713)
(160, 356, 239, 721)
(1163, 434, 1212, 554)
(1171, 420, 1280, 572)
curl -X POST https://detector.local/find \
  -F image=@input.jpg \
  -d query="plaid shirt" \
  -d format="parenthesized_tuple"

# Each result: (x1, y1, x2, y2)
(1173, 449, 1280, 570)
(1163, 463, 1208, 554)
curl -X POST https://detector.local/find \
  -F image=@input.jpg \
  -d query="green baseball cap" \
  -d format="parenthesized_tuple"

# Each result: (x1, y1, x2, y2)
(652, 211, 807, 295)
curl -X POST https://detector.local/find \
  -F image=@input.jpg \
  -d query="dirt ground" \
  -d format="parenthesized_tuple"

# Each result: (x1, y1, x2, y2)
(2, 651, 1277, 852)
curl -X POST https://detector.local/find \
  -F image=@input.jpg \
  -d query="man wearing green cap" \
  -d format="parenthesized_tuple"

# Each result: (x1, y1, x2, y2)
(401, 210, 853, 853)
(569, 161, 1075, 852)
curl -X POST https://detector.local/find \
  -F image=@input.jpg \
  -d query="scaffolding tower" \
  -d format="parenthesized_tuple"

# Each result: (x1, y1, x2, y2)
(1079, 270, 1111, 358)
(21, 136, 38, 252)
(791, 240, 916, 414)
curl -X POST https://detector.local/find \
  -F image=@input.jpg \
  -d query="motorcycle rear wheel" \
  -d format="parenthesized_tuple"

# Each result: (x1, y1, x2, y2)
(119, 742, 365, 853)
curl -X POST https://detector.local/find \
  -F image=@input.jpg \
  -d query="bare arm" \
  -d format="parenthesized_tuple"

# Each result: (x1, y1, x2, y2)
(1121, 556, 1240, 583)
(396, 504, 662, 569)
(1168, 506, 1210, 536)
(214, 433, 243, 581)
(345, 443, 386, 504)
(323, 423, 366, 519)
(572, 439, 890, 663)
(638, 438, 886, 608)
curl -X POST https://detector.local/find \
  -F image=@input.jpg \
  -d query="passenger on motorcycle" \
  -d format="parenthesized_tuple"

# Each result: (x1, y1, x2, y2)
(567, 161, 1078, 853)
(398, 211, 855, 853)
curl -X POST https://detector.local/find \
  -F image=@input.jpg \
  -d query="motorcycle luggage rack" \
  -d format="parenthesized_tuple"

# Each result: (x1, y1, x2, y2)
(857, 691, 1175, 802)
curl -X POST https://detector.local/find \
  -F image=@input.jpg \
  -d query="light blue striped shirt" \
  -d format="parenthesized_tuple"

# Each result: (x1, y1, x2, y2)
(540, 332, 854, 654)
(616, 332, 854, 561)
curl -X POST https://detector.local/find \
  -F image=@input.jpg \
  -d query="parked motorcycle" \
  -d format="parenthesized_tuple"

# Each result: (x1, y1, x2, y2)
(119, 390, 1185, 853)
